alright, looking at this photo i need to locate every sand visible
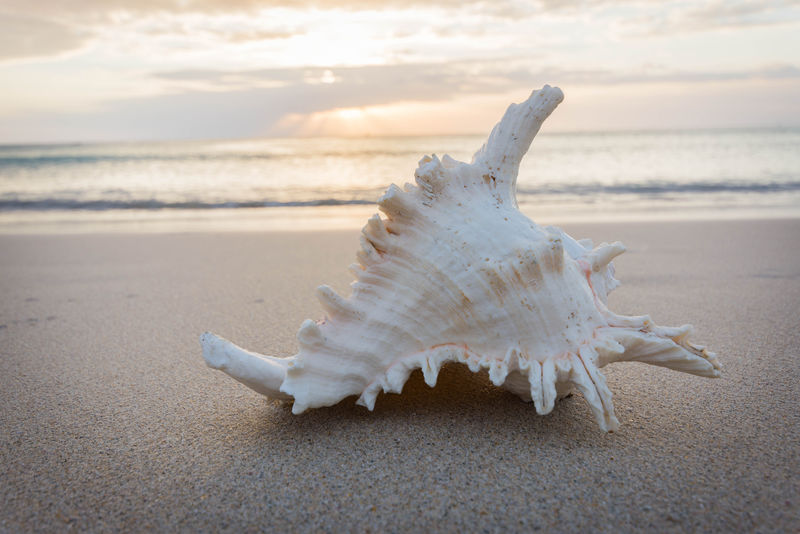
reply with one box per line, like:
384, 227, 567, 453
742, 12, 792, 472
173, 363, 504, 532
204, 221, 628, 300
1, 219, 798, 532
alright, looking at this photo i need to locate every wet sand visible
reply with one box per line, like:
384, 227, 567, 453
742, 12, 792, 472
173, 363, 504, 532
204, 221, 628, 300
1, 219, 798, 532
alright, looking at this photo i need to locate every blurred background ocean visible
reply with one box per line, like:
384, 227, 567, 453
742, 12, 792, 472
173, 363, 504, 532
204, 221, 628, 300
1, 128, 798, 232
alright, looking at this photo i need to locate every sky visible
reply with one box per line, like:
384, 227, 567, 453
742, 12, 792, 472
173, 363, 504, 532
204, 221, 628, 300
0, 0, 799, 142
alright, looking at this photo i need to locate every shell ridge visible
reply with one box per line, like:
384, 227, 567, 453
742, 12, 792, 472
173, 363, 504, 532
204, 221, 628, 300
598, 325, 721, 376
370, 253, 476, 340
364, 234, 502, 342
378, 184, 419, 221
573, 347, 619, 432
528, 359, 545, 413
540, 358, 558, 413
316, 285, 362, 321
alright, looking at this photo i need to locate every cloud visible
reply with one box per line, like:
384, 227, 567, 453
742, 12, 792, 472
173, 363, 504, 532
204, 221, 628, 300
152, 61, 800, 95
0, 14, 89, 61
11, 0, 795, 65
624, 0, 800, 35
2, 0, 531, 19
0, 0, 531, 62
47, 59, 782, 138
529, 64, 800, 85
224, 29, 299, 42
0, 60, 515, 141
150, 61, 522, 103
1, 0, 797, 140
681, 0, 800, 30
6, 66, 799, 142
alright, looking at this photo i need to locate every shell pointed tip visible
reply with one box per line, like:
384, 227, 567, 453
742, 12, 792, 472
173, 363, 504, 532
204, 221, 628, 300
297, 319, 325, 347
604, 415, 620, 433
535, 84, 563, 102
200, 331, 228, 370
422, 366, 440, 388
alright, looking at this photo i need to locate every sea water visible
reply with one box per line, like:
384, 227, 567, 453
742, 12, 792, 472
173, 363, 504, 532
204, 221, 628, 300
1, 129, 798, 232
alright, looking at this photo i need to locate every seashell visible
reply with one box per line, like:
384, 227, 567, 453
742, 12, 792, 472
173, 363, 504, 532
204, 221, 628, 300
201, 85, 721, 432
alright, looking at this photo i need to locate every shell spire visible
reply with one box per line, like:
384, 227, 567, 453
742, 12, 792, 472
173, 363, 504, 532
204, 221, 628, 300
201, 85, 720, 432
471, 85, 564, 203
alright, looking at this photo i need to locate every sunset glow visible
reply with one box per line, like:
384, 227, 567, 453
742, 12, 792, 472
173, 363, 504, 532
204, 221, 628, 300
1, 1, 799, 142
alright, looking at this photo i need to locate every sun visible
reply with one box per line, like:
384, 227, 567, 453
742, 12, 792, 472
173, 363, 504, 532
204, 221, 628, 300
335, 108, 364, 121
274, 106, 377, 137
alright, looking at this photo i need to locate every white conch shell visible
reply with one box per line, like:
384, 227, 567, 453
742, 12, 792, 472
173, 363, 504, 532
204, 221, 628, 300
201, 85, 721, 432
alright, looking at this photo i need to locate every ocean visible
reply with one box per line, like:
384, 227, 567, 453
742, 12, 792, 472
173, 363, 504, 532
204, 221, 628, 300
1, 129, 798, 232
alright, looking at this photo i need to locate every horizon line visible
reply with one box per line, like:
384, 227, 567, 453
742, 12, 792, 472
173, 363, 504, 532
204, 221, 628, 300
2, 124, 799, 148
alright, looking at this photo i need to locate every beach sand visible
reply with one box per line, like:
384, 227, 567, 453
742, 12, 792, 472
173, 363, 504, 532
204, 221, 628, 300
1, 219, 798, 532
